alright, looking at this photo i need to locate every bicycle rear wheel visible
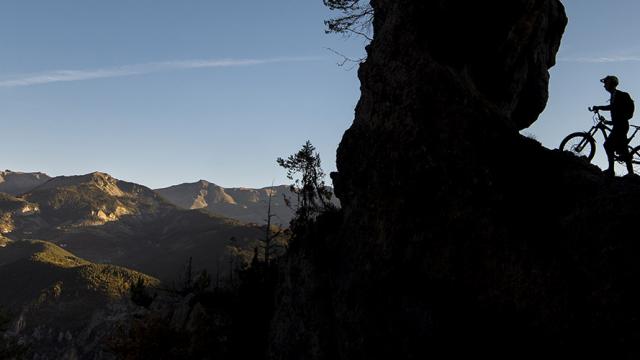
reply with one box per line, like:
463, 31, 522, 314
559, 132, 596, 161
630, 146, 640, 174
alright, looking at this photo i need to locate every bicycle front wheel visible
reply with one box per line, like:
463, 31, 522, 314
559, 132, 596, 161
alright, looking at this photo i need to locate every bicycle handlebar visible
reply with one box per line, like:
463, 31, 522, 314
587, 107, 607, 124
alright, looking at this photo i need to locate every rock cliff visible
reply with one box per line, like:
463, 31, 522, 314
271, 1, 640, 359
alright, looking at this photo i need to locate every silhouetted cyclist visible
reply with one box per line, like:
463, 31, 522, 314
592, 75, 635, 176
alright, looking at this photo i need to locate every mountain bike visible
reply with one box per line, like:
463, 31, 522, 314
559, 108, 640, 173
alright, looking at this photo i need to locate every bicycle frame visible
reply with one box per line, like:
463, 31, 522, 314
585, 112, 640, 149
585, 118, 610, 143
569, 111, 640, 161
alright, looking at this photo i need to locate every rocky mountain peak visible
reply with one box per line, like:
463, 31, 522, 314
30, 172, 125, 198
197, 179, 211, 187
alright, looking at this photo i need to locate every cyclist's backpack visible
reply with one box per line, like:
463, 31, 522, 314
619, 91, 635, 120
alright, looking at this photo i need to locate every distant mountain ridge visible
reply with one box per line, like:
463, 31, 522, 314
1, 170, 299, 225
0, 170, 50, 195
0, 170, 339, 226
156, 180, 296, 225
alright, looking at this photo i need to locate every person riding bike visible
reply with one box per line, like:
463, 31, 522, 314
591, 75, 635, 176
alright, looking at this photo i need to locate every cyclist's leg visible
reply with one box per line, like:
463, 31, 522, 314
622, 146, 634, 174
603, 136, 616, 173
608, 128, 633, 174
619, 135, 635, 174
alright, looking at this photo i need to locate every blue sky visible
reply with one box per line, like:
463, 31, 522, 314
530, 0, 640, 174
1, 1, 639, 188
0, 0, 367, 188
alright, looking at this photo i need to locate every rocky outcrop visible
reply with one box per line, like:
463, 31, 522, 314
270, 1, 640, 359
0, 193, 40, 235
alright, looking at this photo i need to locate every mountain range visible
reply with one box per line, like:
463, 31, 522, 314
0, 171, 266, 281
0, 170, 303, 226
0, 169, 297, 358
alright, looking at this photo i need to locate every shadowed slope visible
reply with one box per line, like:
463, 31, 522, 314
0, 239, 159, 358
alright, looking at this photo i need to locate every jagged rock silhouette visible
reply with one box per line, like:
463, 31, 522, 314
270, 1, 640, 359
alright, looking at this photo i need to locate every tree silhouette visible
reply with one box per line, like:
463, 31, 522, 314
277, 141, 334, 224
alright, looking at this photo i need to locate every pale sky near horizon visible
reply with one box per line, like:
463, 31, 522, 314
1, 1, 638, 188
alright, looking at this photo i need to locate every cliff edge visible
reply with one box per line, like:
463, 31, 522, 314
271, 1, 640, 359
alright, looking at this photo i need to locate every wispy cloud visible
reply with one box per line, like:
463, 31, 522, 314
558, 55, 640, 63
0, 56, 321, 88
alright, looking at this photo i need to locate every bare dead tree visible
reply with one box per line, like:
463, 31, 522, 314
262, 183, 283, 265
325, 47, 365, 70
323, 0, 373, 68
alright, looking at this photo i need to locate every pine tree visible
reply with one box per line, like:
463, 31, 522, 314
277, 140, 334, 223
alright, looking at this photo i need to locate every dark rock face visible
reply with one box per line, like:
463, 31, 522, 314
271, 1, 640, 359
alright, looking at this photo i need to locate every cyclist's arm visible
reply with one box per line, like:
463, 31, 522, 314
594, 105, 612, 111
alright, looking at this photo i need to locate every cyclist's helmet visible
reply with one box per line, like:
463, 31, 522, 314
600, 75, 619, 86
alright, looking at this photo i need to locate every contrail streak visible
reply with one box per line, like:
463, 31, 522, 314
558, 55, 640, 63
0, 56, 321, 88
